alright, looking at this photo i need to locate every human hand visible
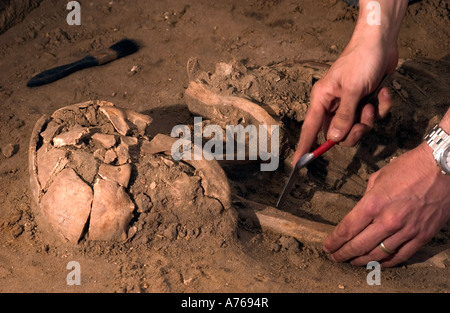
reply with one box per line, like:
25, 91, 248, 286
292, 35, 396, 165
292, 0, 412, 165
322, 142, 450, 267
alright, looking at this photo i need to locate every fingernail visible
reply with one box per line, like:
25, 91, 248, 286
329, 128, 342, 140
365, 106, 375, 118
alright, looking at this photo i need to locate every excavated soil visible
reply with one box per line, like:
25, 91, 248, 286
0, 0, 449, 294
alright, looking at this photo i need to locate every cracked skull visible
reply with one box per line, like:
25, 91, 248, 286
29, 100, 234, 243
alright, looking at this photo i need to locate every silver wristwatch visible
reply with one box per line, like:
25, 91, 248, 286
424, 124, 450, 175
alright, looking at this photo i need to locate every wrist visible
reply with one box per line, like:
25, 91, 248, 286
423, 108, 450, 176
438, 108, 450, 134
352, 0, 408, 47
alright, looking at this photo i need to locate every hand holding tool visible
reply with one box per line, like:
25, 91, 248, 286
276, 139, 335, 208
275, 74, 391, 209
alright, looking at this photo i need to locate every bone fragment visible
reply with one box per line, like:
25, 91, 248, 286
235, 196, 333, 245
89, 179, 135, 241
40, 168, 93, 243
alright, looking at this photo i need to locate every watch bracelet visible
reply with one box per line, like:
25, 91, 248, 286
424, 124, 450, 151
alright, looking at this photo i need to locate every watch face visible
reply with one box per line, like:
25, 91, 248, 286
440, 145, 450, 174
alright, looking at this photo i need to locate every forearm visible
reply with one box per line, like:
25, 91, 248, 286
351, 0, 409, 45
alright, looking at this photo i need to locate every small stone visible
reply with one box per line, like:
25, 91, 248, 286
92, 133, 117, 149
127, 225, 138, 240
134, 193, 152, 213
163, 223, 178, 241
338, 284, 345, 290
329, 44, 338, 53
149, 181, 157, 190
2, 143, 15, 158
52, 127, 90, 147
98, 163, 132, 188
392, 80, 402, 90
162, 157, 174, 167
270, 242, 281, 252
279, 236, 301, 252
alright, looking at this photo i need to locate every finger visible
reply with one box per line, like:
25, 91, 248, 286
381, 238, 423, 267
322, 197, 375, 254
327, 89, 362, 142
292, 84, 335, 165
292, 104, 325, 166
321, 103, 336, 137
339, 103, 375, 147
349, 229, 414, 266
329, 221, 393, 263
376, 87, 392, 119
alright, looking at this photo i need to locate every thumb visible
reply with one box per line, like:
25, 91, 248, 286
327, 91, 361, 142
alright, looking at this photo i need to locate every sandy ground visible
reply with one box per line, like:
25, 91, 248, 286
0, 0, 449, 294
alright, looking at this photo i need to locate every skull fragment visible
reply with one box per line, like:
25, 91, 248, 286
29, 100, 232, 243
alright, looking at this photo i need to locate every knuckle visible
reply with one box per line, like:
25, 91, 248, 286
335, 111, 353, 122
347, 240, 367, 256
362, 195, 381, 217
367, 173, 378, 185
403, 225, 418, 239
382, 214, 403, 233
334, 224, 354, 242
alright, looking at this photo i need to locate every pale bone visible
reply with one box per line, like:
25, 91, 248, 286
99, 106, 130, 136
120, 136, 138, 148
185, 81, 280, 135
28, 101, 153, 243
185, 81, 282, 163
98, 163, 132, 188
89, 179, 135, 241
52, 127, 90, 147
40, 168, 93, 243
36, 143, 69, 192
235, 196, 450, 266
141, 133, 231, 210
40, 121, 63, 144
115, 143, 130, 165
234, 196, 333, 245
29, 115, 51, 201
91, 133, 117, 149
103, 149, 117, 164
125, 109, 153, 134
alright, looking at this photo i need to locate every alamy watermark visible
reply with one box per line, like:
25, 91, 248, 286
170, 117, 280, 171
366, 261, 381, 285
366, 1, 381, 26
66, 261, 81, 285
66, 1, 81, 26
